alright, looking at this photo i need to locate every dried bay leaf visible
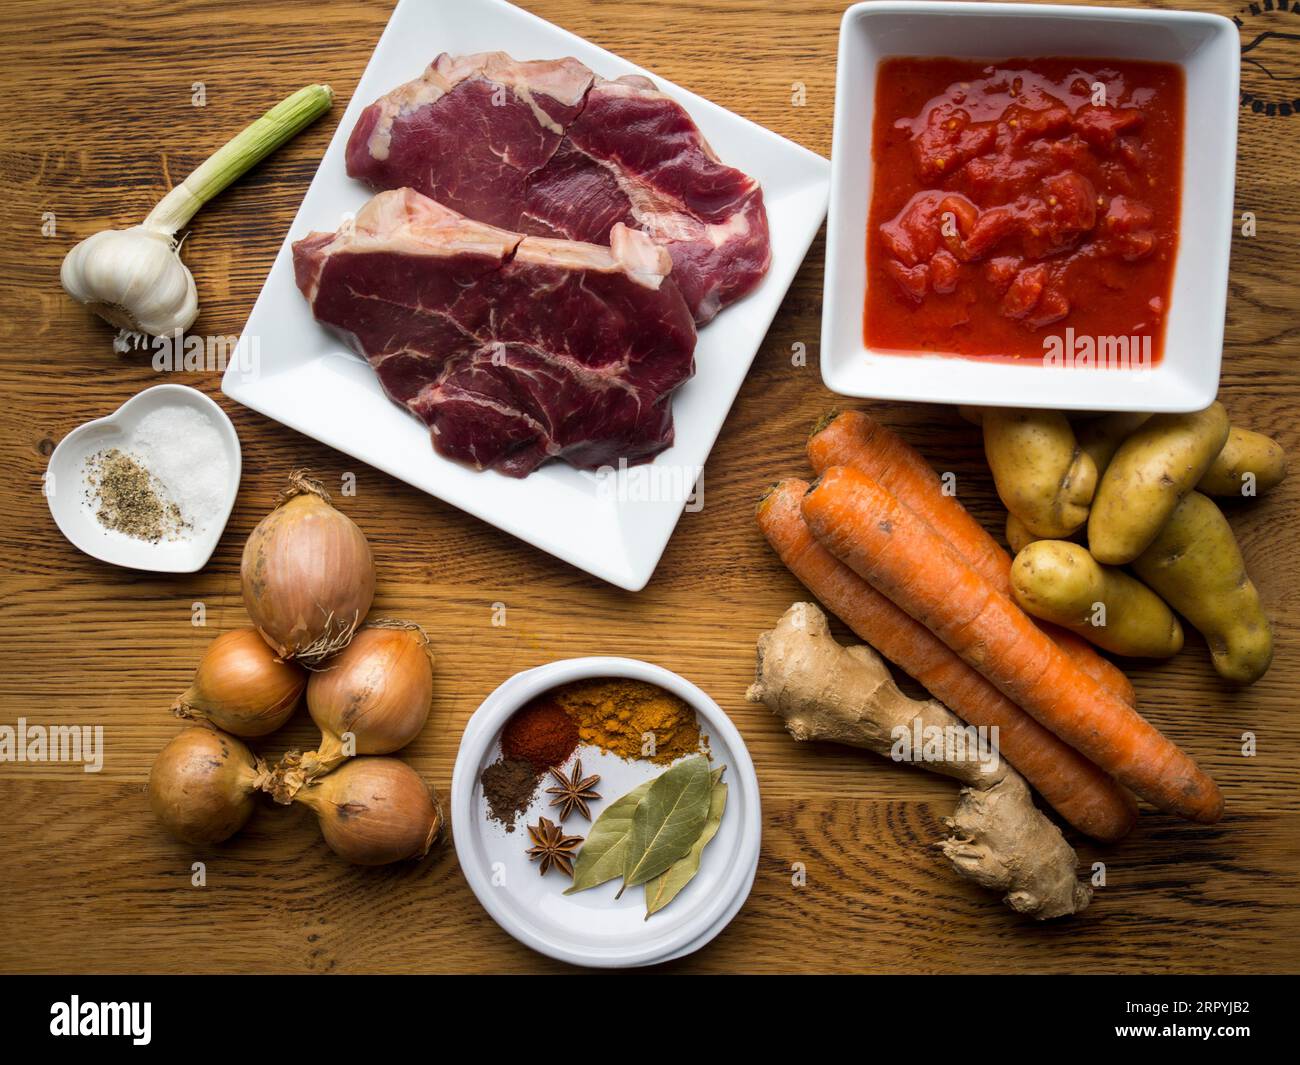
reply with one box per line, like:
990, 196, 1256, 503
620, 754, 712, 893
645, 768, 727, 918
564, 777, 654, 894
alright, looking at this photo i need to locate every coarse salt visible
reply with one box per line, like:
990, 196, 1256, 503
84, 404, 231, 540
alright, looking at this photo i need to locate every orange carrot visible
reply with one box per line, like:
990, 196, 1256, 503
808, 409, 1137, 707
808, 410, 1007, 581
802, 466, 1223, 824
758, 479, 1137, 842
1043, 625, 1134, 702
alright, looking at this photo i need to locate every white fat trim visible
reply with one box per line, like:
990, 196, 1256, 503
607, 224, 672, 289
348, 189, 524, 260
600, 152, 757, 249
512, 227, 671, 290
513, 83, 566, 136
306, 193, 671, 293
366, 67, 455, 161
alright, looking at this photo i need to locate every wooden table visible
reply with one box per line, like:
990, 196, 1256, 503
1, 0, 1296, 975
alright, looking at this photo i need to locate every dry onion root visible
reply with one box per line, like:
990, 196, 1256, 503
293, 757, 444, 866
172, 626, 306, 737
241, 471, 376, 664
268, 621, 433, 803
149, 727, 269, 845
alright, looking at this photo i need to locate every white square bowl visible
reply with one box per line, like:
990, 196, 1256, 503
821, 1, 1240, 411
223, 0, 829, 592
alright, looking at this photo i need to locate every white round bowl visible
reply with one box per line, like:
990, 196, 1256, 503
451, 657, 761, 968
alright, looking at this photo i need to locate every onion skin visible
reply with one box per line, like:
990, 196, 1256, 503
149, 728, 267, 845
241, 474, 375, 664
172, 627, 306, 737
295, 757, 443, 866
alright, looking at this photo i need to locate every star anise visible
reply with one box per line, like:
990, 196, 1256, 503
525, 816, 584, 877
545, 759, 602, 821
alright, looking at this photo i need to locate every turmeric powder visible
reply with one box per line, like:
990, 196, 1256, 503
552, 678, 704, 764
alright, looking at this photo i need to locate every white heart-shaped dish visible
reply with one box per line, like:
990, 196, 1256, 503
45, 384, 242, 573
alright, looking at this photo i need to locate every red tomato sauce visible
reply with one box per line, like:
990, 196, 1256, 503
864, 57, 1184, 364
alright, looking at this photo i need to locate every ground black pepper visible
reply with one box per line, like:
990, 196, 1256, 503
83, 447, 186, 542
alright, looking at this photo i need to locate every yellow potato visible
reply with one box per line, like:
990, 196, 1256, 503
1010, 540, 1183, 658
1004, 512, 1039, 554
1197, 427, 1286, 498
1076, 412, 1152, 475
1132, 492, 1272, 684
1088, 402, 1230, 564
983, 409, 1097, 539
1005, 512, 1087, 554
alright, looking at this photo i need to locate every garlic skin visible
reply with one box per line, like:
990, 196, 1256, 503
60, 225, 198, 340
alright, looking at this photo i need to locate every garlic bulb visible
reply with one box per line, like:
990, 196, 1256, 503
61, 226, 199, 341
61, 84, 332, 347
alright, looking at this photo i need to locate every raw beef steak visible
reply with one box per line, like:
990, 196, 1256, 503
345, 52, 771, 324
293, 188, 697, 478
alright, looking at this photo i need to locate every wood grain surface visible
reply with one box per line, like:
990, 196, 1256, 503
1, 0, 1297, 974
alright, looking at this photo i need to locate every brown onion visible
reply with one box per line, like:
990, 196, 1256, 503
241, 471, 375, 664
149, 727, 268, 845
172, 626, 306, 737
294, 757, 443, 865
267, 623, 433, 803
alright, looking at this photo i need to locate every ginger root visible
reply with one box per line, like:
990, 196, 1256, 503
747, 603, 1092, 920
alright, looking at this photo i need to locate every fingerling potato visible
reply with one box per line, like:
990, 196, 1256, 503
984, 409, 1097, 539
1005, 512, 1039, 554
1132, 491, 1273, 684
1005, 512, 1088, 554
1076, 411, 1152, 476
1010, 540, 1183, 658
1197, 427, 1286, 498
1088, 402, 1230, 564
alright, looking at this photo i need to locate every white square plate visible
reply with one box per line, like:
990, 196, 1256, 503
223, 0, 829, 590
821, 1, 1239, 412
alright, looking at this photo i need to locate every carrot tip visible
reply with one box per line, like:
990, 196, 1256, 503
810, 409, 842, 439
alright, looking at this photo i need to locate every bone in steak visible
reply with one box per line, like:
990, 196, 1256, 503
292, 188, 697, 478
345, 52, 771, 324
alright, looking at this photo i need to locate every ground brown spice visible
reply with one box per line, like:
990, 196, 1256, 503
553, 678, 704, 764
481, 757, 542, 832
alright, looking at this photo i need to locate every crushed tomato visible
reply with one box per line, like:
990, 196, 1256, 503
864, 57, 1184, 363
